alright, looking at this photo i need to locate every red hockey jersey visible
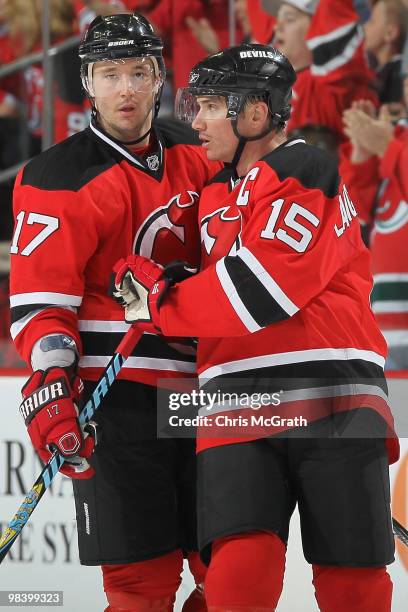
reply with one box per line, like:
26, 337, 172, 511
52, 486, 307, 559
340, 125, 408, 351
10, 119, 222, 386
159, 138, 398, 461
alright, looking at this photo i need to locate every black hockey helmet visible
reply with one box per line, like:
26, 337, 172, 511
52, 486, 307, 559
79, 13, 164, 72
175, 43, 296, 128
79, 13, 165, 112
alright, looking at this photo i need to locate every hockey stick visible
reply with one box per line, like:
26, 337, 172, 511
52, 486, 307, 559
393, 518, 408, 548
0, 325, 142, 563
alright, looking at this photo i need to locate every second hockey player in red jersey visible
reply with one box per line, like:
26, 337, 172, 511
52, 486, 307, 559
10, 13, 223, 612
114, 44, 399, 611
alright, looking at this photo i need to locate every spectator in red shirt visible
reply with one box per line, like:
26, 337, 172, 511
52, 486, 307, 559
185, 0, 253, 54
274, 0, 314, 71
342, 81, 408, 370
148, 0, 243, 93
273, 0, 378, 139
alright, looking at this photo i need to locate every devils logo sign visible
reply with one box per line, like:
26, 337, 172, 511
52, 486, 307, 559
133, 191, 200, 266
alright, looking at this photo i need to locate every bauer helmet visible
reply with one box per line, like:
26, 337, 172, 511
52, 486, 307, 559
175, 43, 296, 130
79, 13, 165, 113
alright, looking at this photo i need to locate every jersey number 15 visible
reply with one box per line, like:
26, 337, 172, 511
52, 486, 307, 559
260, 199, 320, 253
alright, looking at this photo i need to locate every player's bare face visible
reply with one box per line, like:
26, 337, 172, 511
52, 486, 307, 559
92, 58, 157, 141
192, 96, 239, 162
274, 4, 311, 70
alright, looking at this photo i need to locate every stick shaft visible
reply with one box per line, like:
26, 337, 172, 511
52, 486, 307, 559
0, 326, 141, 563
393, 518, 408, 548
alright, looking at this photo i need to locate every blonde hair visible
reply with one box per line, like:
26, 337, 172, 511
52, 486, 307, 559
5, 0, 74, 56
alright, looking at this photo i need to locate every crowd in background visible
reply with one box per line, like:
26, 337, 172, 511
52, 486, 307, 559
0, 0, 407, 370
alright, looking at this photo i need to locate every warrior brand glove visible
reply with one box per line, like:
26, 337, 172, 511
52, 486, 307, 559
112, 255, 197, 333
20, 367, 96, 479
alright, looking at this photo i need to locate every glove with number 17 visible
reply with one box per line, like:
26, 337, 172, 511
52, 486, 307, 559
112, 255, 196, 333
20, 367, 96, 479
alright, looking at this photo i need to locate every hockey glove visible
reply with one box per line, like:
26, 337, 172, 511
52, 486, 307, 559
20, 367, 96, 479
112, 255, 196, 333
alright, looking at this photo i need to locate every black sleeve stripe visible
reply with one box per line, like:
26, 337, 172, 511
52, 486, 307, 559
222, 255, 291, 328
80, 331, 196, 363
10, 304, 77, 341
10, 303, 52, 325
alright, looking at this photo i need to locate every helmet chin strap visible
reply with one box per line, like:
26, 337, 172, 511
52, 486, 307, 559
229, 131, 247, 178
229, 114, 277, 177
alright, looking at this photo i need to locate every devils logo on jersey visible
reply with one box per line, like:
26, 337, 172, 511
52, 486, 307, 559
201, 205, 242, 261
133, 190, 201, 266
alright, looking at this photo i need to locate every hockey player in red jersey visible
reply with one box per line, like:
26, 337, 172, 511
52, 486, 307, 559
113, 44, 399, 611
10, 13, 222, 612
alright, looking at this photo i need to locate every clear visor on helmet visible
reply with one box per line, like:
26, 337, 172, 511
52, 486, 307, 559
83, 57, 164, 99
175, 88, 243, 124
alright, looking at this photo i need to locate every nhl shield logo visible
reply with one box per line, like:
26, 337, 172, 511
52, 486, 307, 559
146, 155, 160, 171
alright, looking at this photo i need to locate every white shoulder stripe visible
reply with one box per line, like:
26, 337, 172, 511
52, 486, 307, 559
238, 247, 299, 316
216, 258, 261, 333
10, 292, 82, 308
